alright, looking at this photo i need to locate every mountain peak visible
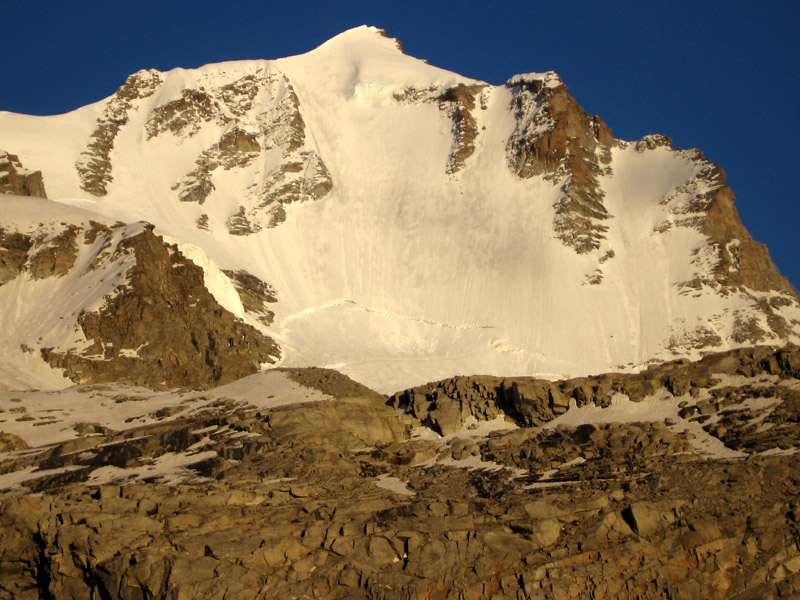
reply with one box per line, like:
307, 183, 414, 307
278, 26, 481, 95
1, 30, 799, 393
313, 25, 403, 54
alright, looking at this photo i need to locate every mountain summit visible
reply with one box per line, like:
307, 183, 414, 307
0, 26, 798, 392
2, 28, 800, 599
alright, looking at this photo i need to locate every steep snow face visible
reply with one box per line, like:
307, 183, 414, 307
1, 26, 798, 393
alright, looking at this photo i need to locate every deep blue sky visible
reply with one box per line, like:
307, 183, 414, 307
2, 1, 798, 288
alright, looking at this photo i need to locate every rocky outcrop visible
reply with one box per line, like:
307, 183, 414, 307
0, 229, 33, 285
27, 226, 80, 279
1, 347, 800, 599
0, 151, 47, 198
391, 344, 800, 430
389, 375, 506, 435
438, 84, 487, 174
172, 127, 262, 205
76, 70, 162, 196
246, 149, 332, 231
0, 432, 28, 452
0, 224, 85, 285
146, 88, 226, 139
152, 68, 333, 233
2, 208, 280, 389
506, 73, 615, 255
278, 366, 388, 402
223, 268, 278, 324
41, 225, 279, 388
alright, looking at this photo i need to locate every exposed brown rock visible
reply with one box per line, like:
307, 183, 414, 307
697, 159, 796, 295
0, 225, 85, 285
76, 70, 162, 196
0, 229, 33, 285
505, 74, 615, 254
219, 73, 262, 117
173, 127, 261, 205
252, 150, 333, 229
41, 225, 279, 388
225, 206, 255, 236
391, 344, 800, 430
0, 151, 47, 198
145, 88, 224, 139
28, 226, 79, 280
0, 432, 28, 452
635, 133, 673, 151
389, 375, 506, 435
278, 367, 389, 403
2, 348, 800, 599
438, 84, 487, 174
222, 268, 277, 324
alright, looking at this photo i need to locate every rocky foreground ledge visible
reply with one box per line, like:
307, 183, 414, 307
1, 348, 800, 599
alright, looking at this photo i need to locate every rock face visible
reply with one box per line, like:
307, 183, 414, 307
505, 72, 614, 255
42, 226, 279, 387
0, 151, 46, 198
391, 344, 800, 433
0, 198, 279, 389
1, 348, 800, 599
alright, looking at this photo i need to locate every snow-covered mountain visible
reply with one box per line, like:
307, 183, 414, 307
1, 25, 798, 393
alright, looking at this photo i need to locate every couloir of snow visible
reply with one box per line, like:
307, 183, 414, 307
1, 25, 799, 393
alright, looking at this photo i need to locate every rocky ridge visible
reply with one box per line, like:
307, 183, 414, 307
0, 200, 279, 390
75, 70, 162, 196
1, 347, 799, 598
505, 72, 614, 256
41, 225, 279, 388
389, 344, 800, 436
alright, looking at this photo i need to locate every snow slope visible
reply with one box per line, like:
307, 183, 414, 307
1, 26, 798, 393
